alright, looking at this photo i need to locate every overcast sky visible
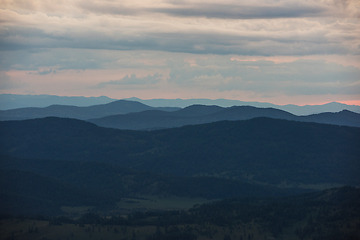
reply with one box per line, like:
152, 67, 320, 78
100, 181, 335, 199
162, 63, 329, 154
0, 0, 359, 105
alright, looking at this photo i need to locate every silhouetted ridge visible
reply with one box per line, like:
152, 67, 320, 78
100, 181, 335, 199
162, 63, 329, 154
172, 105, 224, 117
89, 105, 360, 130
212, 106, 297, 120
0, 99, 179, 121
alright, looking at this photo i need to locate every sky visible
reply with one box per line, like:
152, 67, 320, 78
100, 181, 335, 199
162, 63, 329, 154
0, 0, 359, 106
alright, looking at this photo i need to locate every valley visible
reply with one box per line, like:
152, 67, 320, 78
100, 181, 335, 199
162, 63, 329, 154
0, 97, 359, 240
1, 187, 359, 240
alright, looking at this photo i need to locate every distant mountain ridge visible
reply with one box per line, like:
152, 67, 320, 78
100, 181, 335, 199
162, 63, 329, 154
89, 105, 360, 130
125, 97, 360, 115
0, 94, 115, 110
0, 99, 179, 121
1, 97, 359, 129
1, 94, 359, 115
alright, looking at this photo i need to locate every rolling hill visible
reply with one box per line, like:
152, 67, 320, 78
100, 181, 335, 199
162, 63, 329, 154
0, 155, 305, 214
1, 117, 359, 187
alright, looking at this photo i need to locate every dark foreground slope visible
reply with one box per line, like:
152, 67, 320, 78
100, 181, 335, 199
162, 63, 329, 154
1, 117, 359, 186
0, 155, 306, 216
1, 186, 359, 240
0, 169, 110, 216
89, 105, 360, 130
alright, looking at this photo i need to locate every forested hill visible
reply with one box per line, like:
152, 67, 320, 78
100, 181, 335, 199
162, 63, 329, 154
1, 154, 308, 216
1, 117, 359, 187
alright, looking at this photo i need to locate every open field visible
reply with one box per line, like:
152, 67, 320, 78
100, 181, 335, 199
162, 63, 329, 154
2, 186, 360, 240
116, 196, 213, 211
59, 196, 213, 217
2, 216, 359, 240
0, 218, 275, 240
0, 218, 157, 240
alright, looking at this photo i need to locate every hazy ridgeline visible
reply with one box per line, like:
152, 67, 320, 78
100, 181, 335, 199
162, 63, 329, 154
1, 97, 360, 129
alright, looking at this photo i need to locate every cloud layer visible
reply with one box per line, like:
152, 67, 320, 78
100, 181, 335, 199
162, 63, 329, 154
0, 0, 359, 104
1, 0, 359, 56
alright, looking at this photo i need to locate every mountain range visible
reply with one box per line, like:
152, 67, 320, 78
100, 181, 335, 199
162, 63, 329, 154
0, 100, 179, 121
125, 97, 360, 115
1, 98, 360, 129
1, 94, 359, 223
2, 94, 360, 115
0, 94, 115, 110
89, 104, 360, 130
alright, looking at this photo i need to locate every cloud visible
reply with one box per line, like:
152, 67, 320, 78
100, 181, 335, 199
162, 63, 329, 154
0, 0, 359, 101
0, 48, 109, 71
28, 69, 56, 75
94, 73, 163, 89
73, 0, 356, 19
166, 57, 360, 96
0, 1, 359, 57
0, 71, 26, 89
77, 1, 141, 16
151, 3, 326, 19
0, 23, 358, 57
